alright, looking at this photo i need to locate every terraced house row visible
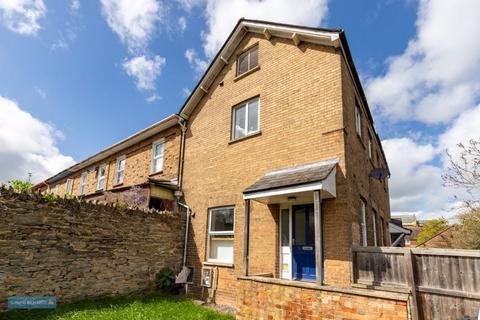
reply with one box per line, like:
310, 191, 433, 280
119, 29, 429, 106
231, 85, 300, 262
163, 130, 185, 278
34, 19, 392, 307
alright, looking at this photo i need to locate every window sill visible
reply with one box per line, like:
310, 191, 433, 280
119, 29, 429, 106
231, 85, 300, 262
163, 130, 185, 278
203, 261, 234, 268
234, 65, 260, 82
113, 183, 123, 188
149, 171, 163, 177
229, 131, 262, 145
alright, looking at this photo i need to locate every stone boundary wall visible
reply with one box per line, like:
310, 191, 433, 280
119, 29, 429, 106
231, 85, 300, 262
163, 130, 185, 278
236, 276, 410, 320
0, 188, 184, 309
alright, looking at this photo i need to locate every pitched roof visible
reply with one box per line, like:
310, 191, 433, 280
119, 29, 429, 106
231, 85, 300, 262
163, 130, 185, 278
178, 18, 389, 174
38, 114, 180, 186
391, 214, 417, 225
244, 158, 338, 194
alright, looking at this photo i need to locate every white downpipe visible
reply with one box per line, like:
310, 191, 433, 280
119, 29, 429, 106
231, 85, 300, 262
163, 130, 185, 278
178, 202, 190, 267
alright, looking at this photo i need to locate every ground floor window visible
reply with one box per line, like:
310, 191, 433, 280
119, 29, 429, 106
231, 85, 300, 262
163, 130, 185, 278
207, 206, 235, 263
360, 199, 367, 246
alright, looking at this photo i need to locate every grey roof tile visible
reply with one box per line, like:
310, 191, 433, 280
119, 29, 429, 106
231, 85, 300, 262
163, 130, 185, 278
244, 158, 338, 194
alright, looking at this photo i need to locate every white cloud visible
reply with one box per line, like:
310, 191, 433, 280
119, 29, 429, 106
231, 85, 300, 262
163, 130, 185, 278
178, 16, 187, 32
34, 86, 46, 99
384, 104, 480, 219
50, 36, 68, 51
70, 0, 80, 13
366, 0, 480, 124
0, 96, 75, 184
0, 0, 46, 36
122, 55, 166, 91
146, 93, 161, 103
185, 48, 208, 76
100, 0, 163, 54
200, 0, 329, 58
177, 0, 203, 12
182, 87, 191, 97
383, 137, 452, 219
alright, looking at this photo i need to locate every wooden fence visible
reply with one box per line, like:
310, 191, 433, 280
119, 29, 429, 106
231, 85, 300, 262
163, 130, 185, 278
351, 246, 480, 320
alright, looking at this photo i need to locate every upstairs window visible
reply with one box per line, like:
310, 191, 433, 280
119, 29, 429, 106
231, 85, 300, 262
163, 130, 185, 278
115, 156, 126, 185
207, 207, 235, 263
66, 179, 73, 195
79, 173, 87, 196
237, 45, 258, 76
355, 102, 362, 138
151, 140, 164, 173
232, 97, 260, 140
96, 165, 106, 191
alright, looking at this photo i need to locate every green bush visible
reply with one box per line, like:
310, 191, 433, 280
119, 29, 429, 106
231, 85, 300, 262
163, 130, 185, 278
155, 267, 177, 293
42, 192, 58, 204
9, 179, 33, 193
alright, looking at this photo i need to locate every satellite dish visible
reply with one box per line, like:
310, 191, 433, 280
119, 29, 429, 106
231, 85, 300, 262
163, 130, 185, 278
369, 168, 390, 180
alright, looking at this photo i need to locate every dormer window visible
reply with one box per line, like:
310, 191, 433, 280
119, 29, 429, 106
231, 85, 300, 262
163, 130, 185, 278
237, 45, 258, 76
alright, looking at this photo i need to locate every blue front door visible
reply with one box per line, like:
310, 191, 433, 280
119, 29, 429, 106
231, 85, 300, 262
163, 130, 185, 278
292, 204, 316, 281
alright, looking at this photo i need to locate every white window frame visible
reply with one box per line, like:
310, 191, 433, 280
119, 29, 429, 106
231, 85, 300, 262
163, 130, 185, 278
355, 104, 362, 137
96, 165, 107, 191
66, 178, 73, 195
207, 206, 235, 264
232, 97, 260, 140
54, 184, 59, 195
79, 172, 87, 196
360, 199, 367, 246
151, 139, 165, 174
115, 156, 126, 185
372, 210, 377, 247
236, 45, 258, 76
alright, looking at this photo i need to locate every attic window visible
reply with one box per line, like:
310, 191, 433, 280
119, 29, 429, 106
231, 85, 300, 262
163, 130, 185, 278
236, 45, 258, 76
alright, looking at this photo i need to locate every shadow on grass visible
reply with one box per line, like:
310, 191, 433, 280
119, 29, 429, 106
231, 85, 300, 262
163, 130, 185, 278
0, 293, 234, 320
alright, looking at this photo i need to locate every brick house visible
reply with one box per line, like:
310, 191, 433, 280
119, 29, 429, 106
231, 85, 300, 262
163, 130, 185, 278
34, 19, 395, 315
34, 115, 182, 211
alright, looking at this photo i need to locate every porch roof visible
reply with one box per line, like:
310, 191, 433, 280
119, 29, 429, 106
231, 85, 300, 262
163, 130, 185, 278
243, 158, 338, 202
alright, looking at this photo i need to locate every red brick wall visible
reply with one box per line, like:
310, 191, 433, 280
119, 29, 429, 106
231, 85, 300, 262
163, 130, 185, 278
236, 277, 409, 320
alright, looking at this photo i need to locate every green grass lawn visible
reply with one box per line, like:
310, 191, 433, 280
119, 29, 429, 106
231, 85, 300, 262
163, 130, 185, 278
0, 294, 234, 320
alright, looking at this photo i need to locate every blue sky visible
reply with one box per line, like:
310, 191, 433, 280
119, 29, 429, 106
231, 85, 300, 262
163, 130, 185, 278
1, 0, 480, 219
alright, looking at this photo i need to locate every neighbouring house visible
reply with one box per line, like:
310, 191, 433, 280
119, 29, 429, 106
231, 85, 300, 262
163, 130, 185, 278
33, 115, 182, 211
34, 19, 393, 311
415, 225, 456, 248
390, 214, 425, 246
389, 219, 412, 247
391, 214, 419, 228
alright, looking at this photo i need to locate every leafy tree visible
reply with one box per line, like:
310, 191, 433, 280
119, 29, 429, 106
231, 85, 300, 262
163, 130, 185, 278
416, 218, 449, 245
8, 179, 33, 193
442, 139, 480, 249
452, 209, 480, 249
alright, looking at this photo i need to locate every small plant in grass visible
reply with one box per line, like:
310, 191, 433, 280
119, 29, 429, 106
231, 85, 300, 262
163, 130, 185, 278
155, 267, 177, 293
